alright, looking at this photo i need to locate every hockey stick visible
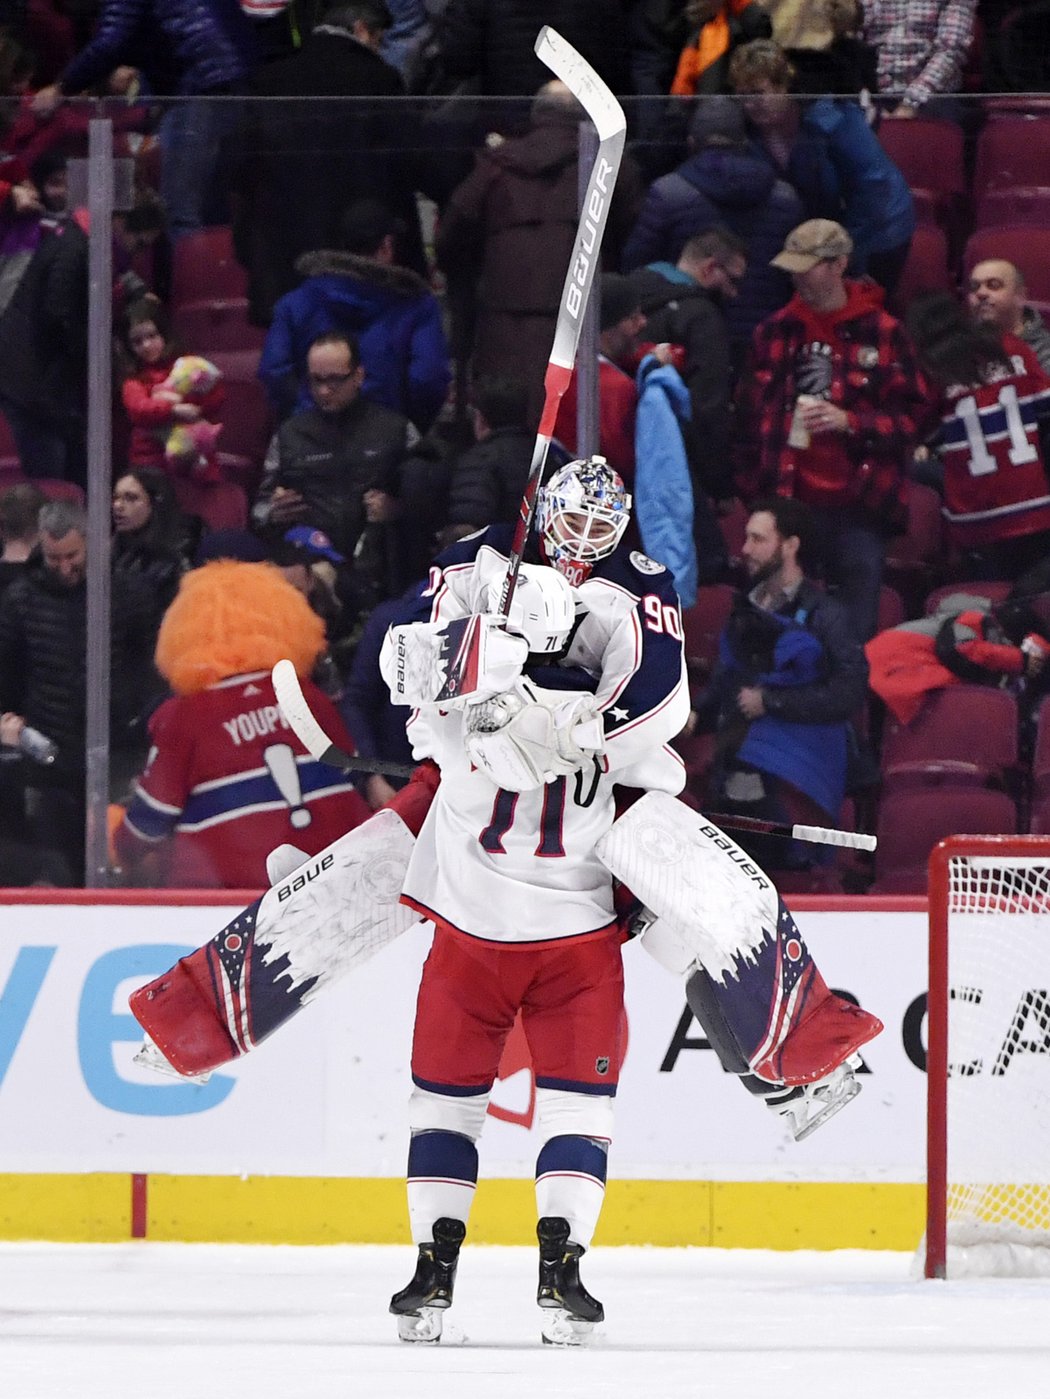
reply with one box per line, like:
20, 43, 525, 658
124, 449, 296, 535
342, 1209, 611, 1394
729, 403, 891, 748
271, 661, 414, 778
272, 660, 876, 849
434, 27, 627, 704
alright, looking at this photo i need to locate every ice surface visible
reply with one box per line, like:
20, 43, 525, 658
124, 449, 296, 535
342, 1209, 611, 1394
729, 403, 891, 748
1, 1242, 1048, 1399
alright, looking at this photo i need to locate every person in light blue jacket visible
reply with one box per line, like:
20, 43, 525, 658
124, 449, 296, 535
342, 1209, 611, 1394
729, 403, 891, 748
633, 350, 698, 608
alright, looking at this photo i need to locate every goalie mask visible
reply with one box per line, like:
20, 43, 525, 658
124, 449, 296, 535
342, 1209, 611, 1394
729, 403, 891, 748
485, 563, 576, 655
537, 456, 632, 581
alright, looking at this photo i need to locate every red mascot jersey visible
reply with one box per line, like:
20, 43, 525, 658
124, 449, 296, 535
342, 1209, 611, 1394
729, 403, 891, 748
115, 670, 370, 887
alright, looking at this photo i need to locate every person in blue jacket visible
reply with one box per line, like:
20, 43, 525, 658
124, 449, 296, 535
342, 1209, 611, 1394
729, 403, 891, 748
258, 196, 451, 432
729, 38, 914, 296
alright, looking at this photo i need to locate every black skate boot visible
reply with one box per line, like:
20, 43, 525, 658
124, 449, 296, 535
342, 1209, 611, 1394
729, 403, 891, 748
389, 1216, 466, 1343
536, 1216, 604, 1346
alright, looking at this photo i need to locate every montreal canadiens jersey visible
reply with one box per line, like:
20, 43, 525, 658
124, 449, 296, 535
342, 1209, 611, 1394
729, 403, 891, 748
117, 670, 371, 887
934, 348, 1050, 546
399, 528, 690, 943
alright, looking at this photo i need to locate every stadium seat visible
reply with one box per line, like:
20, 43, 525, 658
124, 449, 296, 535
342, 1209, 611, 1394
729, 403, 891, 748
171, 299, 267, 355
716, 498, 747, 569
884, 483, 945, 615
963, 228, 1050, 303
923, 580, 1012, 614
171, 226, 248, 308
876, 583, 905, 632
974, 185, 1050, 229
894, 224, 953, 306
879, 684, 1019, 791
682, 584, 735, 696
173, 478, 248, 532
871, 785, 1018, 893
877, 118, 967, 236
973, 116, 1050, 201
1030, 696, 1050, 800
215, 378, 274, 488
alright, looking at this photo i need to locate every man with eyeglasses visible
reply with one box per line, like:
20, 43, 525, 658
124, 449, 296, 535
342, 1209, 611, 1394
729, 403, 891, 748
253, 331, 421, 614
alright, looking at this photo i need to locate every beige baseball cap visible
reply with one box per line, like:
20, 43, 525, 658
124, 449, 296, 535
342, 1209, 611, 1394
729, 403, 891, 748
770, 219, 854, 273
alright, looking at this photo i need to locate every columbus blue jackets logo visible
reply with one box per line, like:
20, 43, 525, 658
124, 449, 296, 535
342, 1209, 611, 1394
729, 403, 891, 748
630, 551, 665, 575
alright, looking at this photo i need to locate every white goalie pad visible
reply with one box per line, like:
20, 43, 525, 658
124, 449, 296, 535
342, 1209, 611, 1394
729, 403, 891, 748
596, 792, 780, 983
253, 808, 420, 998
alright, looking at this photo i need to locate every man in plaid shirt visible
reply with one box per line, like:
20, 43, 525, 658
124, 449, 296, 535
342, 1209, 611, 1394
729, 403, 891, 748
862, 0, 977, 116
733, 219, 928, 642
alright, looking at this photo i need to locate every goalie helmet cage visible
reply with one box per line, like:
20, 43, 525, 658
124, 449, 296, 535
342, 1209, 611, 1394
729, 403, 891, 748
925, 835, 1050, 1279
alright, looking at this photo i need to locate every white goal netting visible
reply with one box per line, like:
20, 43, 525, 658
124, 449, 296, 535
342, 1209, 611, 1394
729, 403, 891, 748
935, 849, 1050, 1277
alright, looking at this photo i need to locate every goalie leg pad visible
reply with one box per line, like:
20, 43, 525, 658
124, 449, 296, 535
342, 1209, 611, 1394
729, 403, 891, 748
130, 809, 420, 1076
597, 792, 883, 1085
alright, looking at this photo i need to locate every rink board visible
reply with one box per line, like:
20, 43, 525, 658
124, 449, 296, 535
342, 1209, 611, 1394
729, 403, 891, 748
0, 892, 930, 1248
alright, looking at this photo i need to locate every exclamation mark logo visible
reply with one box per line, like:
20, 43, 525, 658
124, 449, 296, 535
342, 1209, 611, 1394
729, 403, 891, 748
263, 743, 312, 830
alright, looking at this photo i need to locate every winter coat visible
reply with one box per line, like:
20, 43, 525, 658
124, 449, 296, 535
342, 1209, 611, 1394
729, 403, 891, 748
1022, 306, 1050, 376
628, 263, 735, 501
734, 277, 929, 534
670, 0, 772, 96
258, 250, 450, 431
707, 580, 868, 817
0, 214, 86, 424
437, 0, 630, 97
802, 99, 915, 265
57, 0, 256, 96
232, 26, 421, 325
252, 396, 415, 561
634, 353, 697, 607
444, 425, 534, 531
622, 143, 803, 348
121, 358, 227, 472
436, 109, 641, 404
0, 555, 157, 772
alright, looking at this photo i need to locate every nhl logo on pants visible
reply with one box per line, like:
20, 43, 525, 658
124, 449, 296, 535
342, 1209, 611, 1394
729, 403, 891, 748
595, 1056, 610, 1076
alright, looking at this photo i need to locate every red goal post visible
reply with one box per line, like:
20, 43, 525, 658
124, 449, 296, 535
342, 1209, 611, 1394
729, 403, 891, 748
926, 835, 1050, 1278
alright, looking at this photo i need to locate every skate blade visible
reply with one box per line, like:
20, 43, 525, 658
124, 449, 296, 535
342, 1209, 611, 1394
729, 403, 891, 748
792, 1075, 862, 1142
132, 1037, 212, 1085
540, 1308, 598, 1347
396, 1307, 444, 1343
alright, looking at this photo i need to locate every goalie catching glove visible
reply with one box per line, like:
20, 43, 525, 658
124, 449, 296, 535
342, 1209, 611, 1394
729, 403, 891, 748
464, 679, 605, 791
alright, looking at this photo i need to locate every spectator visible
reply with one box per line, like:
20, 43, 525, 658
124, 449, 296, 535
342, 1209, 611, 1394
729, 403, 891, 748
967, 259, 1050, 376
435, 79, 642, 425
629, 218, 743, 503
729, 38, 915, 296
696, 495, 868, 873
553, 273, 646, 487
111, 467, 187, 632
118, 296, 227, 478
622, 96, 803, 354
0, 208, 86, 482
252, 331, 420, 615
734, 219, 928, 642
861, 0, 977, 119
439, 374, 535, 547
258, 196, 451, 432
0, 480, 45, 602
30, 0, 258, 239
907, 291, 1050, 582
233, 0, 425, 326
670, 0, 773, 95
435, 0, 630, 103
0, 500, 157, 882
783, 0, 879, 97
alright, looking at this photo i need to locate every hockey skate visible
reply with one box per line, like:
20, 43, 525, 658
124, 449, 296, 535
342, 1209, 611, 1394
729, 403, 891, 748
389, 1217, 466, 1342
536, 1216, 604, 1346
767, 1055, 862, 1142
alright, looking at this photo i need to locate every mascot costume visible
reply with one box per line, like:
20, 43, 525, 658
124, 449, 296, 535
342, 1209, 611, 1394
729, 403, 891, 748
114, 560, 371, 887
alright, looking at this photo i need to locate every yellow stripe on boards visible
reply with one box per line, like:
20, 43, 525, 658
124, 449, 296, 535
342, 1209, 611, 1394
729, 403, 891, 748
0, 1175, 926, 1251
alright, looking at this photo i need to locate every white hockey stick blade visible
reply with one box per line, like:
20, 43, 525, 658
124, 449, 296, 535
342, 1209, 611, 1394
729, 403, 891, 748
534, 26, 625, 142
273, 658, 336, 764
793, 824, 877, 852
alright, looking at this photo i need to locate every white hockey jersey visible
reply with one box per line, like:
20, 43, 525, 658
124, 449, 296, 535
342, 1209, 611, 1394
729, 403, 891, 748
399, 528, 690, 944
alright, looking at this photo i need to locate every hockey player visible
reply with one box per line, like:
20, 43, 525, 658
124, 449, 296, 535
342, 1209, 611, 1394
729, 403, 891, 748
379, 456, 881, 1344
379, 463, 691, 1345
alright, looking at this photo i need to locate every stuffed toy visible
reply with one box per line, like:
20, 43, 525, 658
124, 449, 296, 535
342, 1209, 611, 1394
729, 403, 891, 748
112, 560, 371, 887
161, 355, 224, 481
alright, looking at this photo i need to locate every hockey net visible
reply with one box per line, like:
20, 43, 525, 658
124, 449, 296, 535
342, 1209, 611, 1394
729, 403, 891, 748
925, 836, 1050, 1278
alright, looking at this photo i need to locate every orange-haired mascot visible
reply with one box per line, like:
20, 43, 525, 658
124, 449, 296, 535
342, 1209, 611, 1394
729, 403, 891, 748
114, 560, 371, 887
